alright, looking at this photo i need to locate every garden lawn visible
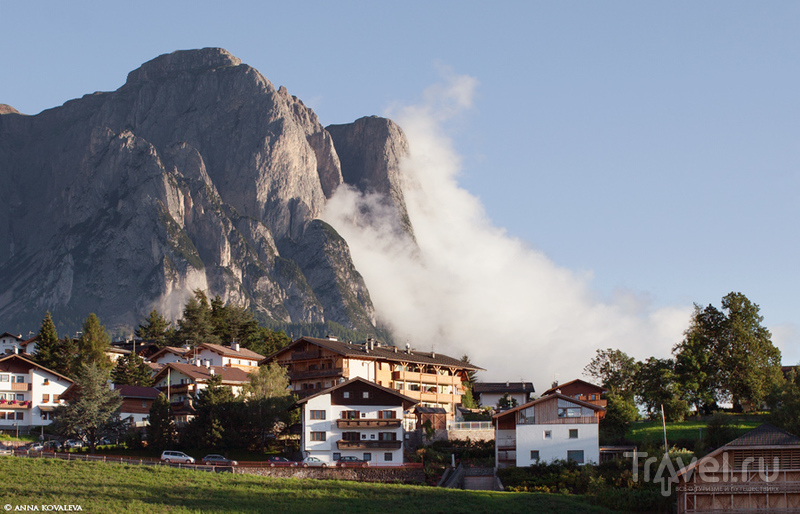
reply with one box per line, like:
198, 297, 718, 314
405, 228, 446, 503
1, 457, 616, 514
627, 416, 763, 446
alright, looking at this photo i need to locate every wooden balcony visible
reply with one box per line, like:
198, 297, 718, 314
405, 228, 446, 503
289, 350, 321, 360
337, 440, 403, 450
289, 367, 343, 381
0, 401, 32, 409
0, 383, 32, 392
399, 390, 461, 405
336, 419, 402, 429
392, 371, 461, 386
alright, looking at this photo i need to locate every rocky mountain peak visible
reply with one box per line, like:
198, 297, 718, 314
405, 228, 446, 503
125, 48, 242, 85
0, 104, 20, 115
0, 48, 413, 338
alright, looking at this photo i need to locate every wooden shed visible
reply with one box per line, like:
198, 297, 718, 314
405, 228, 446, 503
676, 424, 800, 513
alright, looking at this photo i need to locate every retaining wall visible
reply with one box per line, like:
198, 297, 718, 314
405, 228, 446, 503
236, 466, 425, 484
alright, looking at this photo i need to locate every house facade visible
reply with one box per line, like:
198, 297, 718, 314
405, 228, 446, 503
264, 336, 482, 425
296, 377, 417, 466
542, 379, 607, 418
676, 424, 800, 513
473, 381, 535, 409
113, 385, 161, 428
0, 354, 73, 432
152, 363, 250, 424
148, 343, 263, 372
493, 393, 604, 469
0, 333, 37, 356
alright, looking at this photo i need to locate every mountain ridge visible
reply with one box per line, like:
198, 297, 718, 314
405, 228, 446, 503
0, 48, 411, 337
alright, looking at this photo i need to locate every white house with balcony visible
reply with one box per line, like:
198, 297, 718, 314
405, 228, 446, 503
295, 377, 418, 467
0, 353, 73, 432
492, 392, 604, 469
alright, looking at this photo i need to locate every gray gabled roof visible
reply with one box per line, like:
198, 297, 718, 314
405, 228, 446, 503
473, 382, 535, 394
264, 336, 484, 371
727, 423, 800, 447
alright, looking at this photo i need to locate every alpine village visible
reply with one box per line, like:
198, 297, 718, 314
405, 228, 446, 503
1, 49, 797, 514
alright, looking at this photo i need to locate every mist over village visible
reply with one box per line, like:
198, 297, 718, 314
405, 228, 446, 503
2, 3, 799, 513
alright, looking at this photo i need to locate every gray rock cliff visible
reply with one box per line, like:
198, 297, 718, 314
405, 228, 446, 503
0, 48, 411, 334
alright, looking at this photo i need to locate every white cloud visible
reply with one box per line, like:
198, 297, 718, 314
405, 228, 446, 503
324, 71, 691, 384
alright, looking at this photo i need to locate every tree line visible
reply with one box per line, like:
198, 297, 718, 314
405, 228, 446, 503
28, 291, 296, 453
585, 292, 790, 441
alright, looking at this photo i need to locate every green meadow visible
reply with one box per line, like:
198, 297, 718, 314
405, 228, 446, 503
1, 457, 615, 514
626, 415, 763, 447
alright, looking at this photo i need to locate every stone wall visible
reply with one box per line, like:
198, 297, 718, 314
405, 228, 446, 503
446, 429, 494, 442
236, 466, 425, 484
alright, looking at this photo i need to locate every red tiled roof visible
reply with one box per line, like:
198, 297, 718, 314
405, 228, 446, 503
113, 385, 161, 399
153, 362, 250, 384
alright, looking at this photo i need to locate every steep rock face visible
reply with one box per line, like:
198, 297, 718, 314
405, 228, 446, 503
0, 48, 386, 333
327, 116, 414, 241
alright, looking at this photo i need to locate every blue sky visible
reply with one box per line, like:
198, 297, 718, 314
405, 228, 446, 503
2, 2, 798, 373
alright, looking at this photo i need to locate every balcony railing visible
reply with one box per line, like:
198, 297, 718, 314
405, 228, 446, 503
452, 421, 493, 431
337, 440, 403, 450
398, 390, 461, 404
391, 371, 461, 386
336, 419, 402, 429
0, 383, 32, 392
496, 438, 516, 451
289, 350, 321, 360
289, 367, 343, 381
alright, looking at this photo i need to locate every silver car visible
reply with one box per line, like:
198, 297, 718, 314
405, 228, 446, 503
298, 456, 328, 468
160, 450, 195, 464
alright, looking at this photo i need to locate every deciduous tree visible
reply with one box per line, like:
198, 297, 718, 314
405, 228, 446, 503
583, 348, 639, 401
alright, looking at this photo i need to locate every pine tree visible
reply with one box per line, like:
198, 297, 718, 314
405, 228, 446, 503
78, 313, 113, 371
34, 311, 60, 370
177, 290, 220, 347
55, 337, 80, 378
111, 352, 154, 386
147, 393, 175, 452
52, 363, 122, 453
135, 309, 171, 347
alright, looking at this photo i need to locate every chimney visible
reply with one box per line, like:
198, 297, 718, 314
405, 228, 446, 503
551, 380, 559, 389
326, 335, 338, 341
506, 381, 510, 388
393, 346, 398, 353
231, 342, 240, 352
431, 352, 436, 359
209, 368, 215, 376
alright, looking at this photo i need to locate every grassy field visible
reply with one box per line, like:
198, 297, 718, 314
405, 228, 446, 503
1, 457, 617, 514
627, 415, 764, 447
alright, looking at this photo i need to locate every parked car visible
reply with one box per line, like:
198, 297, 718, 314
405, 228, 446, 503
201, 454, 238, 466
267, 456, 297, 467
336, 456, 369, 468
160, 451, 195, 464
27, 443, 44, 452
65, 439, 83, 449
43, 440, 62, 451
298, 456, 327, 468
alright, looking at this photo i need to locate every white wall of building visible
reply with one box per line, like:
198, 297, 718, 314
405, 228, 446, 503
0, 365, 70, 428
302, 394, 406, 466
515, 423, 599, 466
347, 359, 376, 382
